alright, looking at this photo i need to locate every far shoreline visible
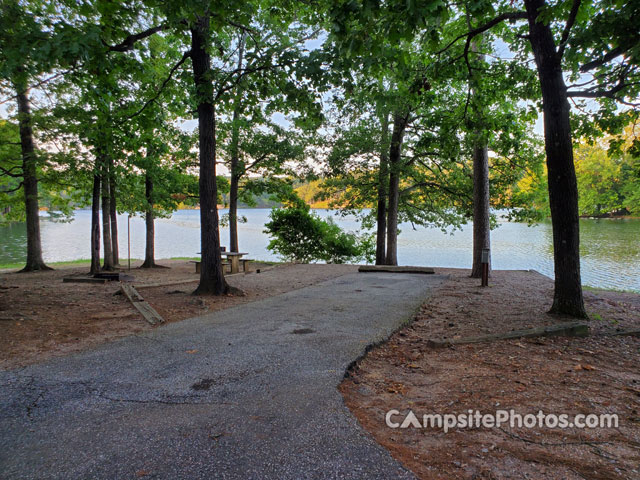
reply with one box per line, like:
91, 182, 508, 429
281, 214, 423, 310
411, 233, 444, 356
1, 260, 638, 295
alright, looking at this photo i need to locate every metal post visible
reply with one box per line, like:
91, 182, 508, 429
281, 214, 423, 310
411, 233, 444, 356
481, 248, 490, 287
127, 215, 131, 271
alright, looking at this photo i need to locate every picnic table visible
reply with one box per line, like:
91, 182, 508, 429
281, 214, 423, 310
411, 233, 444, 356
222, 251, 249, 274
193, 250, 251, 274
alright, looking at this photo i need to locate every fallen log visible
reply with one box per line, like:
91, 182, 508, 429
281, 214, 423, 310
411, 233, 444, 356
358, 265, 435, 274
426, 321, 590, 348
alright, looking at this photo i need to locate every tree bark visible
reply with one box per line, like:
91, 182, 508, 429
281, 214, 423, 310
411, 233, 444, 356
90, 173, 101, 275
140, 170, 159, 268
524, 0, 586, 318
469, 40, 491, 278
15, 87, 51, 272
191, 14, 229, 295
375, 112, 390, 265
470, 144, 491, 277
100, 157, 114, 271
228, 32, 246, 253
109, 158, 119, 266
229, 172, 240, 252
385, 111, 409, 266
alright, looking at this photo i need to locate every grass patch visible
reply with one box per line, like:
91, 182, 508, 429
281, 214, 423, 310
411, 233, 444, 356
0, 257, 283, 271
0, 258, 141, 271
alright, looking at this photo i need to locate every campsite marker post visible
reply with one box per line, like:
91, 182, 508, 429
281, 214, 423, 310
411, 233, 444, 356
481, 248, 490, 287
128, 215, 131, 271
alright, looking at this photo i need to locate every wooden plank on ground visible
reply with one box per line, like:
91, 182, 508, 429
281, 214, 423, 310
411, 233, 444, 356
426, 321, 590, 348
358, 265, 435, 274
120, 283, 164, 326
131, 301, 164, 326
135, 278, 199, 290
121, 283, 144, 302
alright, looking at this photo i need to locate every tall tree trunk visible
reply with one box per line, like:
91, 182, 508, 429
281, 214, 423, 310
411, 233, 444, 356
109, 158, 119, 266
228, 32, 246, 253
100, 157, 114, 271
90, 173, 101, 275
525, 0, 586, 318
191, 14, 229, 295
385, 111, 409, 266
469, 40, 491, 278
375, 112, 390, 265
140, 170, 166, 268
15, 87, 50, 272
470, 145, 491, 277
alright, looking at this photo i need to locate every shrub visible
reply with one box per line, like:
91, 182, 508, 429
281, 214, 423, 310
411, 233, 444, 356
264, 206, 374, 264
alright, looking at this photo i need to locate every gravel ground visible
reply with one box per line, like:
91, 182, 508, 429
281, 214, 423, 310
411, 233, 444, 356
0, 261, 357, 369
0, 270, 445, 479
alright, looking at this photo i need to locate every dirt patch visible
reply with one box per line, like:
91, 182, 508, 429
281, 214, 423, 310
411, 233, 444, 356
0, 260, 357, 369
340, 269, 640, 479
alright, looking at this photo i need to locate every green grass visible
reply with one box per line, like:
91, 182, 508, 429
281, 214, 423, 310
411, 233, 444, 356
0, 257, 283, 271
0, 258, 90, 270
0, 258, 141, 270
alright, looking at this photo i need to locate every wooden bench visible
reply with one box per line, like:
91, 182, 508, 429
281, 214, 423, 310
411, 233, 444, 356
190, 260, 231, 274
240, 259, 253, 273
240, 258, 254, 273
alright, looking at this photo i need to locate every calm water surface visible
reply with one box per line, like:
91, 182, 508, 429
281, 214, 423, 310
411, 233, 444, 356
1, 209, 638, 292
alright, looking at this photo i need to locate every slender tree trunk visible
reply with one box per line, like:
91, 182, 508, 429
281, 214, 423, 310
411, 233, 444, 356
90, 173, 101, 275
385, 111, 409, 266
525, 0, 586, 318
469, 40, 491, 278
15, 87, 51, 272
109, 158, 119, 266
140, 170, 159, 268
229, 32, 246, 253
229, 173, 240, 252
100, 157, 114, 271
191, 15, 229, 295
375, 112, 390, 265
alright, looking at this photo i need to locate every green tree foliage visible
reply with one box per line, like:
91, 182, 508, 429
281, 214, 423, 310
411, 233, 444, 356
264, 204, 374, 263
515, 130, 640, 217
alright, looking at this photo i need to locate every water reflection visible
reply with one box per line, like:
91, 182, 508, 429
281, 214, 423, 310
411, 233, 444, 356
0, 209, 638, 292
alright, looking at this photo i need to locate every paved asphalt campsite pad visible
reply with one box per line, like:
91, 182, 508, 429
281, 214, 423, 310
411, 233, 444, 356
0, 271, 445, 479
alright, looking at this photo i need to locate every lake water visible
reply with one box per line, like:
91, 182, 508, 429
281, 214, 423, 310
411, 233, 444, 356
1, 208, 638, 292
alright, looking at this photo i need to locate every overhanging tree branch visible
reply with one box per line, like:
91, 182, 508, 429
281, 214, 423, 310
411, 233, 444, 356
0, 181, 23, 193
107, 25, 167, 52
567, 81, 639, 98
244, 152, 271, 173
0, 69, 75, 106
435, 12, 528, 56
0, 165, 23, 177
580, 46, 624, 72
214, 61, 284, 100
557, 0, 581, 59
122, 50, 192, 122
